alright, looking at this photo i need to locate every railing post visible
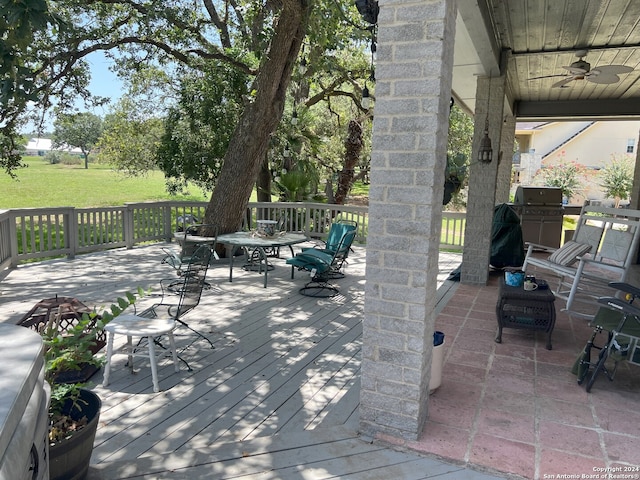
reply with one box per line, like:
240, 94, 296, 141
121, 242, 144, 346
8, 211, 19, 268
163, 205, 173, 242
124, 204, 135, 248
304, 204, 311, 238
66, 207, 77, 259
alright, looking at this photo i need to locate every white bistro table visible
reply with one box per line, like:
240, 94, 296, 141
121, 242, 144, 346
216, 231, 308, 288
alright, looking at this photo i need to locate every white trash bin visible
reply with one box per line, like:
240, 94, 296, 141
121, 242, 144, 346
429, 331, 445, 393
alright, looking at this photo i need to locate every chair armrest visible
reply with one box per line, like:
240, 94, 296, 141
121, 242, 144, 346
525, 242, 558, 253
159, 277, 186, 296
597, 296, 640, 318
577, 257, 625, 273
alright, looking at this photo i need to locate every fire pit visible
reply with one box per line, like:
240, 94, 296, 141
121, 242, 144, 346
18, 296, 105, 383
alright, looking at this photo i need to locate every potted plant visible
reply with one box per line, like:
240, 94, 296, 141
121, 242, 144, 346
42, 290, 143, 480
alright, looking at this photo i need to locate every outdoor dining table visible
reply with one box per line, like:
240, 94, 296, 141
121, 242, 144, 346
216, 231, 308, 288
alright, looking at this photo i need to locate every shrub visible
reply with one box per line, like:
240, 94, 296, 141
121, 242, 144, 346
536, 160, 589, 201
600, 156, 634, 208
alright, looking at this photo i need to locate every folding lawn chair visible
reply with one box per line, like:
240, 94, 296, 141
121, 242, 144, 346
574, 282, 640, 392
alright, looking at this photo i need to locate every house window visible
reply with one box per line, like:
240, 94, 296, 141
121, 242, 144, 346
627, 139, 635, 154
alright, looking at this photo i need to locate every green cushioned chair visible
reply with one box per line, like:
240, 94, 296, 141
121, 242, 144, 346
287, 228, 357, 297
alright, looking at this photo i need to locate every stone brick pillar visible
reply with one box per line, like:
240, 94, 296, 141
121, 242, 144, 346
360, 0, 456, 440
630, 130, 640, 210
461, 75, 506, 284
496, 113, 516, 204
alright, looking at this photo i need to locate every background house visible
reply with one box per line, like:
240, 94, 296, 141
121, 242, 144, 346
513, 121, 640, 203
25, 137, 83, 157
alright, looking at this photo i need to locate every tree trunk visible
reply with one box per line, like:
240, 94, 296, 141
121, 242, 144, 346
202, 1, 310, 235
333, 119, 363, 205
256, 158, 272, 203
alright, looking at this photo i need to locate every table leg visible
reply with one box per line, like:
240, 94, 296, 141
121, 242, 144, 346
258, 247, 268, 287
288, 245, 295, 279
228, 245, 238, 282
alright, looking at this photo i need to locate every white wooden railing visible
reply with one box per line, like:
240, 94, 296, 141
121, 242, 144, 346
0, 202, 467, 272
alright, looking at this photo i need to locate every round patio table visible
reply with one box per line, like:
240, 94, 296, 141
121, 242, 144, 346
216, 231, 308, 288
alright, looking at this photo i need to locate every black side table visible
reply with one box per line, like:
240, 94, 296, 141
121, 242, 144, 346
496, 278, 556, 350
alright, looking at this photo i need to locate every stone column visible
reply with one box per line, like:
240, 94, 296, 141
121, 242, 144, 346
360, 0, 456, 440
461, 74, 506, 284
630, 129, 640, 210
496, 113, 516, 204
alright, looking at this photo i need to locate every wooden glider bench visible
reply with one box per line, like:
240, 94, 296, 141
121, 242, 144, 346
522, 204, 640, 317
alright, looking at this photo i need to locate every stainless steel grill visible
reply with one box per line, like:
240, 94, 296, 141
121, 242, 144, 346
510, 186, 564, 248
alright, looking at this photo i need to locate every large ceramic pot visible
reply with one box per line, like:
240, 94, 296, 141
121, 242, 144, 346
49, 389, 101, 480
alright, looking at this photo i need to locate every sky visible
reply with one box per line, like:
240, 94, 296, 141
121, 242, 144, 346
25, 51, 124, 135
86, 52, 124, 105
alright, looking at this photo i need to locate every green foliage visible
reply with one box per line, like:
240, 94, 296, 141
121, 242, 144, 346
0, 131, 27, 176
443, 105, 473, 208
275, 169, 315, 202
536, 159, 589, 200
447, 104, 473, 161
600, 155, 634, 207
97, 96, 164, 175
156, 61, 249, 192
45, 150, 81, 165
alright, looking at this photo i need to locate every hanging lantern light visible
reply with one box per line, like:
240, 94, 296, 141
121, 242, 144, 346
291, 110, 298, 125
362, 84, 371, 110
477, 77, 493, 163
478, 125, 493, 163
283, 145, 291, 158
299, 57, 307, 75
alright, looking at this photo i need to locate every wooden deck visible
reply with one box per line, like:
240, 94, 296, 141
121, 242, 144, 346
0, 243, 505, 479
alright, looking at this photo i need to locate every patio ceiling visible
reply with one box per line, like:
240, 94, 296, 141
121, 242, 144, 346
452, 0, 640, 121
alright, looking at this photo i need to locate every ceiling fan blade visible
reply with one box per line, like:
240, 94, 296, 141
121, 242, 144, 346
563, 65, 589, 75
527, 74, 569, 81
552, 77, 575, 88
587, 74, 620, 85
590, 65, 634, 75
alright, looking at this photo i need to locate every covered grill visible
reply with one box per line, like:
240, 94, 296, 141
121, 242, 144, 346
510, 186, 564, 248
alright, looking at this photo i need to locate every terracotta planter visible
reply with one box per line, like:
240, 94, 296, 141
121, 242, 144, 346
49, 389, 101, 480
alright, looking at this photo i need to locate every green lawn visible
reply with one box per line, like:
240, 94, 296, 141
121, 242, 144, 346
0, 157, 209, 208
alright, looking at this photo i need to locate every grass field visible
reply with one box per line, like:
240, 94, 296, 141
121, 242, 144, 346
0, 157, 209, 209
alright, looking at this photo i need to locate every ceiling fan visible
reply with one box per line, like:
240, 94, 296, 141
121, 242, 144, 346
528, 50, 634, 88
